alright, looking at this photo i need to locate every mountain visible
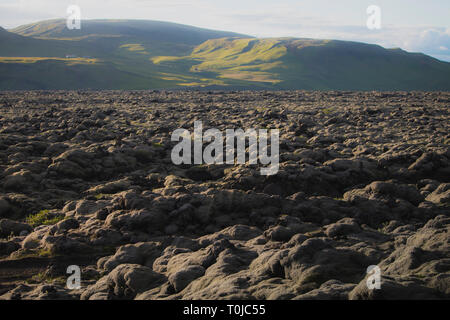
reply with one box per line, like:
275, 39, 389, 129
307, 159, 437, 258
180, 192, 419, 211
1, 19, 450, 90
10, 19, 247, 45
152, 38, 450, 90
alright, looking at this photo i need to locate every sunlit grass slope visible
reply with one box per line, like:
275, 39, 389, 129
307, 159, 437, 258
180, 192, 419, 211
152, 38, 292, 83
0, 57, 99, 65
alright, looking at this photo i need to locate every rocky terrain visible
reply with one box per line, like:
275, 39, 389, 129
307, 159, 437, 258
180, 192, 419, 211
0, 90, 448, 300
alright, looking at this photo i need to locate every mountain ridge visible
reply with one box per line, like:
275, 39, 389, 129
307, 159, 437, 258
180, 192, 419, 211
1, 19, 450, 90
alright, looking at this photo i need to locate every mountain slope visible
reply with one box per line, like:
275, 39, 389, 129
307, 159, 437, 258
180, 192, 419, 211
10, 19, 248, 44
1, 20, 450, 90
152, 37, 450, 90
280, 39, 450, 90
0, 25, 176, 90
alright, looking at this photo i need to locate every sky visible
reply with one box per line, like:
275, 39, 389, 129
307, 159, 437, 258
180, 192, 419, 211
1, 0, 450, 61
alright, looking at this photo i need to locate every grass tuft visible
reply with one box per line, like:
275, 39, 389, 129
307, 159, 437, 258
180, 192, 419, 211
26, 210, 65, 228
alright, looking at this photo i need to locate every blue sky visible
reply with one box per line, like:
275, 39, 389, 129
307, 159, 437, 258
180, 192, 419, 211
1, 0, 449, 61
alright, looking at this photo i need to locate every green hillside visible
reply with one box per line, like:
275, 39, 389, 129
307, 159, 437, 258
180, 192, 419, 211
1, 19, 450, 90
152, 37, 450, 90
